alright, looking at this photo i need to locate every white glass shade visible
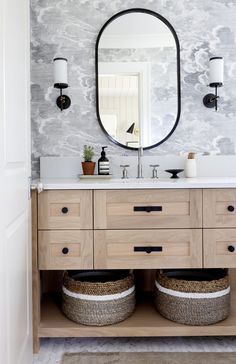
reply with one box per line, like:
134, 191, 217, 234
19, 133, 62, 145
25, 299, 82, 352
209, 57, 224, 86
53, 58, 68, 87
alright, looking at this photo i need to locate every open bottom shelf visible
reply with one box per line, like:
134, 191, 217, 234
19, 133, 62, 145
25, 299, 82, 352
39, 291, 236, 337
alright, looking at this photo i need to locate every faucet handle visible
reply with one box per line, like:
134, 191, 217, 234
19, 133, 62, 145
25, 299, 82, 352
120, 165, 130, 179
149, 164, 159, 179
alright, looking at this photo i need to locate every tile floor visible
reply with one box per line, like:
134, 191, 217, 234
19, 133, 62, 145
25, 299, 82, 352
33, 337, 236, 364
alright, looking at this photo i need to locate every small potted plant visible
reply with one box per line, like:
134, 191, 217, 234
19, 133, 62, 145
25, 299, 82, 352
82, 145, 95, 175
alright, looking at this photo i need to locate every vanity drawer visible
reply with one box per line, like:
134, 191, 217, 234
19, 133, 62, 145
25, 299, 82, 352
204, 229, 236, 268
203, 189, 236, 228
38, 230, 93, 270
38, 190, 93, 229
94, 189, 202, 229
94, 229, 202, 269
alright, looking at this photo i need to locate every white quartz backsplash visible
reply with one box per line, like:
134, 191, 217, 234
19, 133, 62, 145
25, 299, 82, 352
40, 155, 236, 180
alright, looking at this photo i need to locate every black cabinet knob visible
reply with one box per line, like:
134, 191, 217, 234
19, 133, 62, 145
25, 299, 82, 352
61, 207, 69, 214
145, 247, 152, 254
228, 245, 235, 253
227, 205, 235, 212
62, 247, 69, 255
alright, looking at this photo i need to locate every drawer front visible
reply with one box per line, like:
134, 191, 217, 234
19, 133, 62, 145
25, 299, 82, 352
204, 229, 236, 268
94, 189, 202, 229
203, 189, 236, 228
94, 229, 202, 269
38, 230, 93, 269
38, 190, 92, 229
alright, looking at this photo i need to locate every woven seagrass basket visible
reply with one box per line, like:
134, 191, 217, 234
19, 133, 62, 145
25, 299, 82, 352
155, 269, 230, 326
62, 270, 135, 326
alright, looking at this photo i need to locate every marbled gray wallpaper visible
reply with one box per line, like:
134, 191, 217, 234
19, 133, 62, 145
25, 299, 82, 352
31, 0, 236, 177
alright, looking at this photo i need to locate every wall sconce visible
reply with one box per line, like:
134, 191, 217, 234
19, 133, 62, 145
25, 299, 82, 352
126, 122, 140, 147
53, 57, 71, 111
126, 122, 135, 134
126, 122, 139, 136
203, 57, 224, 111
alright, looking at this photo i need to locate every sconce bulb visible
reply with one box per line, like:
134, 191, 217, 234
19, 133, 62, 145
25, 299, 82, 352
209, 57, 224, 87
53, 57, 68, 89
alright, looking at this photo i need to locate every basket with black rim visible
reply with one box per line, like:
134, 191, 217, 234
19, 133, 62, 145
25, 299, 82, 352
62, 270, 136, 326
154, 269, 230, 326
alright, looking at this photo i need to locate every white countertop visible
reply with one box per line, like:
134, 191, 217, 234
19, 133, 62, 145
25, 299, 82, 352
32, 177, 236, 191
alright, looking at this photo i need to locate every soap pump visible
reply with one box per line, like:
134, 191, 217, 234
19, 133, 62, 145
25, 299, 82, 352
98, 146, 110, 175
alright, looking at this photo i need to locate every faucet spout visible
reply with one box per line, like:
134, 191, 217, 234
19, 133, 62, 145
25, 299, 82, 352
137, 146, 143, 178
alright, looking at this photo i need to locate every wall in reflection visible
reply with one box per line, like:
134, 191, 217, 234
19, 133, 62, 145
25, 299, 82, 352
99, 46, 176, 147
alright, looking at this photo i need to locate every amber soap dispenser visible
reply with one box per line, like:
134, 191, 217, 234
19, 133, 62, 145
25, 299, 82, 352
98, 146, 110, 175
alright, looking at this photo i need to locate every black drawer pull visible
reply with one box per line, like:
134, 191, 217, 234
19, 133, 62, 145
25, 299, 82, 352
228, 205, 235, 212
133, 206, 162, 213
228, 245, 235, 253
62, 247, 69, 255
134, 246, 163, 254
61, 207, 69, 214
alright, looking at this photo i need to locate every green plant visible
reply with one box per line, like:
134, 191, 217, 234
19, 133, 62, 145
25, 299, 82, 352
83, 145, 94, 162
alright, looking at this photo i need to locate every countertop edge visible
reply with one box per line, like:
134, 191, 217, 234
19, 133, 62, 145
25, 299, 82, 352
31, 178, 236, 191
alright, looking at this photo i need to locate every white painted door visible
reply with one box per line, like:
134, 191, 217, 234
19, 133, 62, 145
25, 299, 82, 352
0, 0, 32, 363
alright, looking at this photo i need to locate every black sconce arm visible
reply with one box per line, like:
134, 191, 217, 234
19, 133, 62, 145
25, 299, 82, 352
203, 85, 220, 111
56, 88, 71, 111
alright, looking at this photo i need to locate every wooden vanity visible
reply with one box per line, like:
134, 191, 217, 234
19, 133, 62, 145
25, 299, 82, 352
32, 184, 236, 352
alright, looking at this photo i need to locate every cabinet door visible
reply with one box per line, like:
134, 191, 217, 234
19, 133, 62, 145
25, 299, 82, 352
38, 230, 93, 269
38, 190, 93, 229
94, 189, 202, 229
203, 189, 236, 228
94, 229, 202, 269
204, 229, 236, 268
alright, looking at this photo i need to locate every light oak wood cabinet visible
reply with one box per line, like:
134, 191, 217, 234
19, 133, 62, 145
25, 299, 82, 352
38, 230, 93, 270
94, 189, 202, 229
38, 190, 92, 229
32, 188, 236, 353
204, 229, 236, 268
94, 229, 202, 269
203, 189, 236, 267
203, 189, 236, 228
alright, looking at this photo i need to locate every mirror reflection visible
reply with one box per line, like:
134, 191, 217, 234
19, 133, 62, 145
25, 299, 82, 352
96, 9, 180, 149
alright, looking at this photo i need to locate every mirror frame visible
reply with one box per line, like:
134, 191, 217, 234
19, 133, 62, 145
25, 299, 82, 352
95, 8, 181, 150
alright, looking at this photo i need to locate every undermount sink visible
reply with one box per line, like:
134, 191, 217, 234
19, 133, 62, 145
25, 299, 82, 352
78, 177, 161, 184
104, 178, 177, 183
118, 178, 159, 183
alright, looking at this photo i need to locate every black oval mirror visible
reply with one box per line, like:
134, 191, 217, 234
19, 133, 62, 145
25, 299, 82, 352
96, 9, 181, 150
